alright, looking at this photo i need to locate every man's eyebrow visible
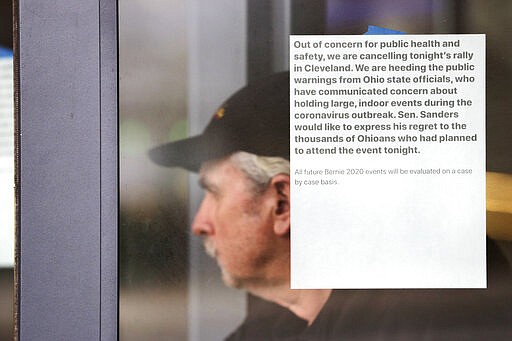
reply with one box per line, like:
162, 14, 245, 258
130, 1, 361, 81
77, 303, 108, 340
198, 176, 218, 193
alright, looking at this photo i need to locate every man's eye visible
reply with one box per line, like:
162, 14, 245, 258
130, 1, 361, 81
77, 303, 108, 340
205, 189, 220, 200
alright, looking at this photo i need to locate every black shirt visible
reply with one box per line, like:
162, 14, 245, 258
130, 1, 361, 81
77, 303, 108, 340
226, 239, 512, 340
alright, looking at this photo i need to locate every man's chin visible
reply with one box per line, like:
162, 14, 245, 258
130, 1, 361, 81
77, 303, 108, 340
220, 269, 244, 289
202, 240, 245, 289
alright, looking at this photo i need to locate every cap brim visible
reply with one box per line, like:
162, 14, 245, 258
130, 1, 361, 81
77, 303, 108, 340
148, 134, 236, 172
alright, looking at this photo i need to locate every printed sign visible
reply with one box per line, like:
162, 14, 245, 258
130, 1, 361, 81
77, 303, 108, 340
290, 35, 486, 288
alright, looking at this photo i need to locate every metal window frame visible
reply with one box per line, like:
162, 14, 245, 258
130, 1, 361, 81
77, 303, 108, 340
15, 0, 118, 339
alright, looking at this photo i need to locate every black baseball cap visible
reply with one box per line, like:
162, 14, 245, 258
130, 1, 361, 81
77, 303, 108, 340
148, 71, 290, 172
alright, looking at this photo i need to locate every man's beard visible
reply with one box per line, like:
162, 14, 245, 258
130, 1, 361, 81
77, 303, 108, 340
203, 238, 243, 289
203, 238, 216, 258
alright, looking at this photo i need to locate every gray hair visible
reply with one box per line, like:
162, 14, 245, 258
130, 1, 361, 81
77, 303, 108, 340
230, 151, 289, 194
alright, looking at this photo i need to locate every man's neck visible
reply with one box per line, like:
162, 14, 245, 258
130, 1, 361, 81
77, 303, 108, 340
248, 283, 332, 325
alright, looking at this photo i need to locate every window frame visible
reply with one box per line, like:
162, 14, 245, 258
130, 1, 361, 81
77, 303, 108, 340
15, 0, 118, 339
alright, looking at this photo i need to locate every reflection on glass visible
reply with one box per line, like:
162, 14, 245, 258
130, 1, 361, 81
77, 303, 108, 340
0, 3, 14, 339
119, 0, 189, 339
0, 48, 13, 268
120, 1, 512, 340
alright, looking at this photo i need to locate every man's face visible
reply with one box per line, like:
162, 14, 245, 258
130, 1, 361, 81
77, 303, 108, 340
192, 157, 279, 288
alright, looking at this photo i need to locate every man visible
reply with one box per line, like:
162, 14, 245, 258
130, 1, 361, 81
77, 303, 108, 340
150, 72, 512, 340
149, 72, 332, 337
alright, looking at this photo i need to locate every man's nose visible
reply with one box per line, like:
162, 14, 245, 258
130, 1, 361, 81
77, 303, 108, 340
192, 197, 214, 236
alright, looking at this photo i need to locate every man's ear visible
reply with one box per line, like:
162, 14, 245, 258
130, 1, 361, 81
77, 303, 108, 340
270, 174, 290, 236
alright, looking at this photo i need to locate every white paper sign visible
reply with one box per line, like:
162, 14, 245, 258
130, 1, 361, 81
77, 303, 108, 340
0, 53, 14, 267
290, 35, 486, 288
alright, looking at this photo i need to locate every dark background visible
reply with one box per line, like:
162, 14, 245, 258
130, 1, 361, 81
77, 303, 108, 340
0, 1, 12, 48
